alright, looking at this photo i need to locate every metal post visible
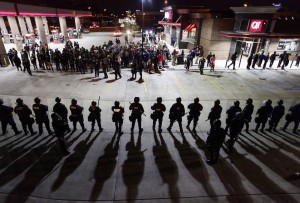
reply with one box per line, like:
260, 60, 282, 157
141, 0, 144, 55
239, 50, 243, 68
225, 52, 230, 68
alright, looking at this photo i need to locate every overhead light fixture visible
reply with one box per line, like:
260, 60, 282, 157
244, 3, 248, 7
292, 16, 294, 20
285, 17, 288, 20
272, 3, 281, 7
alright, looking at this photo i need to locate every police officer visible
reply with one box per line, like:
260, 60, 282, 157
69, 99, 86, 132
51, 113, 70, 156
0, 98, 22, 135
186, 97, 203, 133
254, 99, 273, 133
227, 51, 238, 70
14, 98, 37, 135
226, 112, 244, 152
167, 97, 185, 134
225, 100, 242, 132
53, 97, 71, 132
282, 101, 300, 134
129, 97, 144, 133
242, 98, 254, 133
114, 59, 122, 80
88, 101, 103, 132
269, 52, 278, 68
151, 97, 166, 133
207, 99, 223, 127
206, 120, 226, 164
112, 101, 124, 135
94, 59, 100, 78
267, 100, 285, 132
32, 97, 53, 135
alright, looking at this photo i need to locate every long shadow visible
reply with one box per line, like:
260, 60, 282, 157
0, 135, 54, 170
240, 132, 273, 150
51, 131, 100, 191
3, 131, 85, 203
238, 137, 300, 188
168, 131, 217, 198
273, 131, 300, 144
135, 79, 145, 84
88, 78, 104, 82
0, 135, 31, 151
0, 134, 16, 144
90, 133, 121, 201
153, 132, 179, 203
227, 143, 298, 203
106, 79, 116, 83
122, 132, 145, 203
79, 76, 94, 80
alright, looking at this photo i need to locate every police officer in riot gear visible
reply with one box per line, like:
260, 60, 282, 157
206, 119, 226, 164
267, 100, 285, 132
226, 112, 244, 152
69, 99, 86, 132
51, 113, 70, 156
151, 97, 166, 133
32, 97, 53, 135
254, 99, 273, 133
282, 101, 300, 134
88, 101, 103, 132
207, 100, 223, 127
129, 97, 144, 133
225, 100, 242, 132
53, 97, 71, 132
242, 98, 254, 133
112, 101, 124, 135
14, 98, 37, 135
186, 97, 203, 133
167, 97, 185, 134
0, 98, 22, 135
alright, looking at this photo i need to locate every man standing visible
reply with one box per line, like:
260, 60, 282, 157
225, 100, 242, 132
282, 101, 300, 134
206, 52, 212, 67
246, 54, 253, 70
226, 112, 244, 152
207, 99, 223, 127
0, 98, 22, 135
129, 97, 144, 133
252, 53, 259, 69
112, 101, 124, 135
53, 97, 71, 132
167, 97, 185, 134
227, 51, 238, 70
242, 98, 254, 133
51, 113, 70, 156
114, 59, 122, 80
69, 99, 86, 132
8, 49, 15, 66
88, 101, 103, 132
151, 97, 166, 133
262, 53, 269, 69
267, 100, 285, 132
186, 97, 203, 133
254, 99, 273, 133
269, 52, 278, 68
32, 97, 53, 136
14, 98, 37, 135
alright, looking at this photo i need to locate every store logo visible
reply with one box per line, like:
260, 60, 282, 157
249, 20, 263, 32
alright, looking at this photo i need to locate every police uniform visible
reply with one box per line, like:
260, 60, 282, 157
112, 101, 124, 134
254, 100, 273, 133
14, 99, 37, 135
32, 98, 53, 135
225, 101, 242, 132
242, 99, 254, 132
0, 100, 22, 135
226, 113, 244, 152
282, 102, 300, 134
129, 97, 144, 132
167, 98, 185, 133
208, 100, 223, 127
187, 98, 203, 132
88, 102, 103, 132
53, 98, 71, 132
69, 100, 86, 131
267, 100, 285, 132
151, 98, 166, 133
51, 113, 70, 155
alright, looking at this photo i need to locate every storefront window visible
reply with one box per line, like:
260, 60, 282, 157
190, 28, 196, 38
182, 30, 188, 40
277, 39, 299, 51
239, 19, 249, 32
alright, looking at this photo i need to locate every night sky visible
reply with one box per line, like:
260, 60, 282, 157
2, 0, 300, 12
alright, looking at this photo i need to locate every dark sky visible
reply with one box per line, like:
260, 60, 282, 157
3, 0, 300, 12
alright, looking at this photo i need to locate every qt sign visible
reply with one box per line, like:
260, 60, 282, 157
249, 20, 263, 32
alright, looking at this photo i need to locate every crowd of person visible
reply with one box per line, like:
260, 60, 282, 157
1, 96, 299, 164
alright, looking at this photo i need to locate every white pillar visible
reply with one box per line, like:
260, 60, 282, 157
59, 17, 69, 42
7, 16, 23, 51
25, 17, 34, 33
17, 16, 28, 35
75, 16, 81, 31
42, 17, 50, 43
0, 37, 9, 67
35, 16, 47, 46
0, 16, 10, 44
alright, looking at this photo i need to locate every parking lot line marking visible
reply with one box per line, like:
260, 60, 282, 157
171, 72, 185, 92
205, 75, 223, 93
106, 83, 111, 92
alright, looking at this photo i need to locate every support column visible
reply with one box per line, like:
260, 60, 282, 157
35, 16, 47, 46
0, 37, 9, 67
17, 16, 28, 35
7, 16, 23, 51
25, 17, 34, 33
0, 16, 10, 44
59, 17, 69, 42
75, 16, 81, 39
42, 17, 50, 43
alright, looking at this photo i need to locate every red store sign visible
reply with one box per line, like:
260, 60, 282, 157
249, 19, 263, 32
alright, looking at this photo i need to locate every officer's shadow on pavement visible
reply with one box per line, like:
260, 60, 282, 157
122, 131, 145, 202
79, 76, 95, 81
168, 130, 217, 198
90, 132, 121, 200
135, 78, 145, 84
51, 131, 100, 191
153, 131, 180, 203
88, 78, 104, 82
106, 79, 117, 83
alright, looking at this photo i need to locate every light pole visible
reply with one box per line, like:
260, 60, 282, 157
141, 0, 144, 55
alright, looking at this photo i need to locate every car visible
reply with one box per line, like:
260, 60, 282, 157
113, 31, 122, 37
